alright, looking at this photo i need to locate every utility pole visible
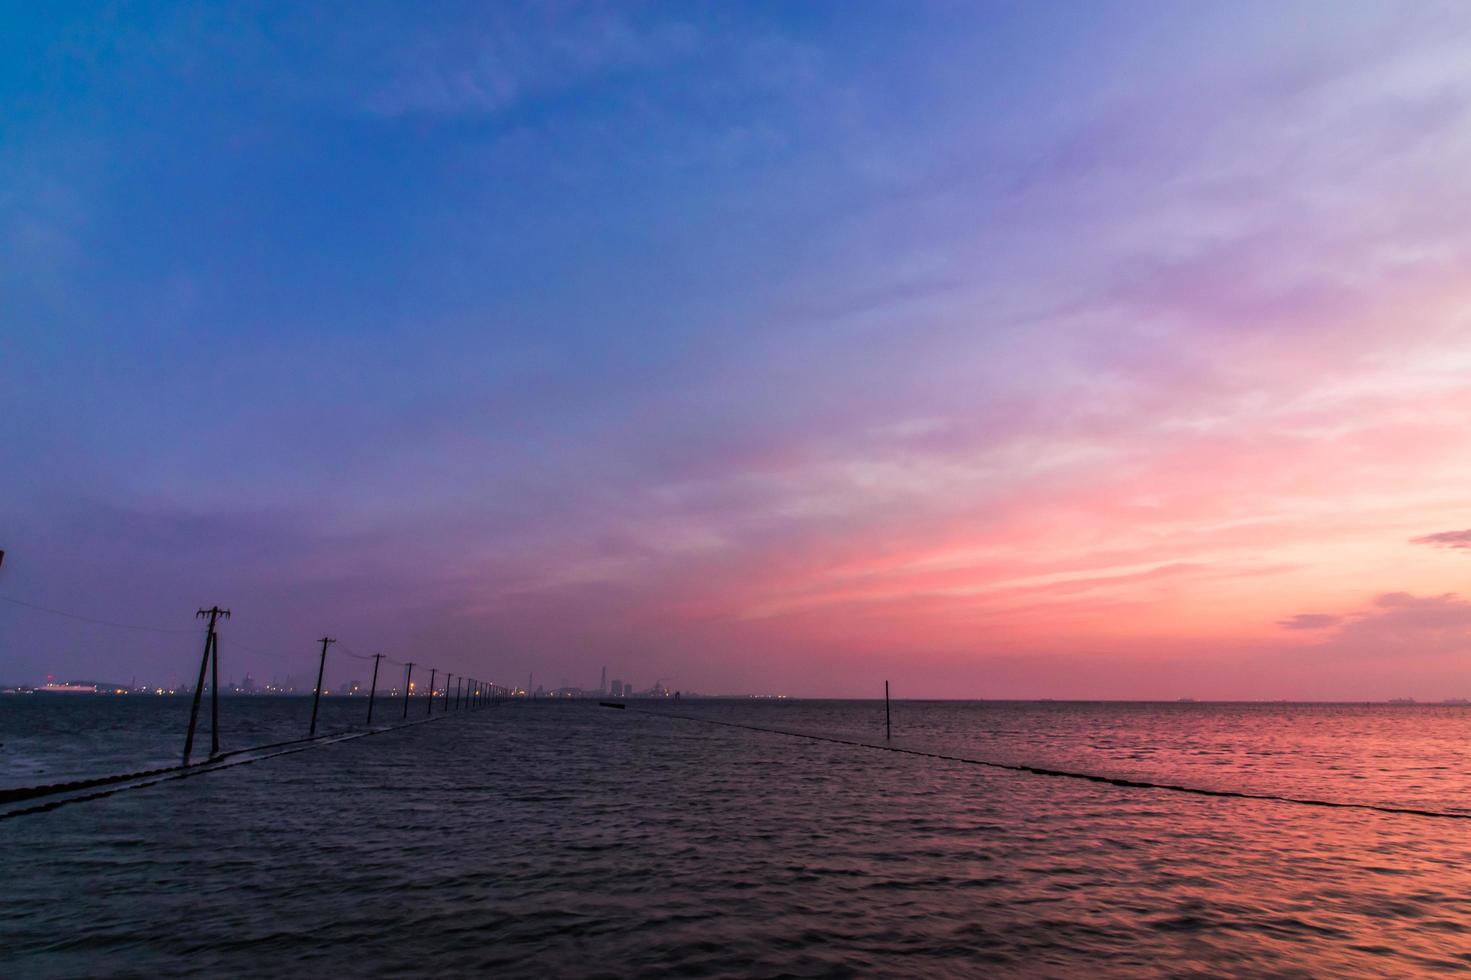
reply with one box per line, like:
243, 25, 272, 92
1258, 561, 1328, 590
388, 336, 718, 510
309, 636, 335, 737
183, 606, 229, 765
885, 680, 891, 741
402, 662, 415, 719
366, 654, 384, 724
426, 667, 437, 717
209, 616, 223, 756
443, 673, 452, 714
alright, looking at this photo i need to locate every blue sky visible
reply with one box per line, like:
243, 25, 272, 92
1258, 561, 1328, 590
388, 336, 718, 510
5, 3, 1471, 697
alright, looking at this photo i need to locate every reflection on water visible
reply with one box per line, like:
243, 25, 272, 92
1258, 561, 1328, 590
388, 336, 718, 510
3, 699, 1470, 975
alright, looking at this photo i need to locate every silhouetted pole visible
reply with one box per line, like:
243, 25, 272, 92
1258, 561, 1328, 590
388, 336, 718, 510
183, 606, 229, 766
309, 636, 335, 737
443, 673, 452, 714
426, 668, 437, 717
455, 676, 462, 710
366, 654, 384, 724
885, 681, 891, 741
402, 662, 415, 719
184, 632, 211, 765
209, 631, 222, 756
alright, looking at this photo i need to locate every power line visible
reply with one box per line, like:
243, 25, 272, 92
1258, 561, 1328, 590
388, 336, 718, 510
0, 594, 195, 634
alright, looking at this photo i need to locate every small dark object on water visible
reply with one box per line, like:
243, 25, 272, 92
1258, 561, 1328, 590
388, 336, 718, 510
600, 702, 625, 709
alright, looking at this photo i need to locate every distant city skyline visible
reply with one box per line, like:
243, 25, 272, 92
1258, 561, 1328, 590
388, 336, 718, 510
5, 4, 1471, 699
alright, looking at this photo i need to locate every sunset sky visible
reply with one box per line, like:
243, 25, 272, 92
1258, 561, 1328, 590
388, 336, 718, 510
4, 2, 1471, 698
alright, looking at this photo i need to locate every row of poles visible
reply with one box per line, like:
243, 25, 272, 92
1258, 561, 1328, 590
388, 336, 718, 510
184, 606, 509, 766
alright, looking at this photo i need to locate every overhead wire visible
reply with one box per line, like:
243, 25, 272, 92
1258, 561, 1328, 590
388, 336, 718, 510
0, 593, 196, 634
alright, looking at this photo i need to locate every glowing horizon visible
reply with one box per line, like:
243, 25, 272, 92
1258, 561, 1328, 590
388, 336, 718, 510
4, 3, 1471, 698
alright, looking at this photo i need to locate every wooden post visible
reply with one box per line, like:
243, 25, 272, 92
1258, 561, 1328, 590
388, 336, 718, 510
366, 654, 383, 724
309, 636, 334, 736
885, 680, 891, 741
443, 673, 452, 714
426, 667, 437, 717
209, 630, 221, 757
183, 606, 229, 765
402, 662, 415, 719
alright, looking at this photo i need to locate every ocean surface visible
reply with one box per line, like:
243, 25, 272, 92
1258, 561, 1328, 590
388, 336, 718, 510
3, 697, 1471, 976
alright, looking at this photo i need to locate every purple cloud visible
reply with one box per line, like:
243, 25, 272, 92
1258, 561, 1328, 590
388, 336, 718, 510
1277, 613, 1342, 630
1411, 530, 1471, 550
1298, 593, 1471, 659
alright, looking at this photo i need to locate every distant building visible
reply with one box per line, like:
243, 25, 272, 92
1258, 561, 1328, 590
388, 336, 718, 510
610, 679, 623, 697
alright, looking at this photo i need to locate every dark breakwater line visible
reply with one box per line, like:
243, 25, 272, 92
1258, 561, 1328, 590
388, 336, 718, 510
0, 729, 374, 806
0, 712, 461, 821
622, 706, 1471, 822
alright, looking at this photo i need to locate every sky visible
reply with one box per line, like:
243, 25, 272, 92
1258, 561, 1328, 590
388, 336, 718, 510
4, 2, 1471, 698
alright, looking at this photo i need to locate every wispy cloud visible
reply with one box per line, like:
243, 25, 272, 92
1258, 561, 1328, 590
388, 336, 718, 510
1412, 529, 1471, 550
1281, 592, 1471, 661
364, 11, 700, 118
1278, 613, 1342, 630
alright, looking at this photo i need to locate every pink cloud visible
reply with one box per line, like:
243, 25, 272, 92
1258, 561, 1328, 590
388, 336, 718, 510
1280, 592, 1471, 659
1412, 530, 1471, 550
1278, 613, 1342, 630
